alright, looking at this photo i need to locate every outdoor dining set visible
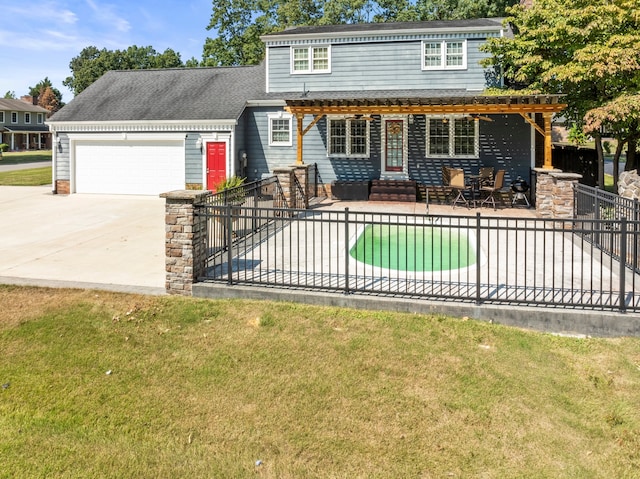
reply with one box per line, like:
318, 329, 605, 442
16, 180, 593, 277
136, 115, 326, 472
441, 165, 508, 209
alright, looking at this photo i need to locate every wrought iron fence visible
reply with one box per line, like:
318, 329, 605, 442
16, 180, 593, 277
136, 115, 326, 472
199, 205, 640, 312
574, 184, 640, 274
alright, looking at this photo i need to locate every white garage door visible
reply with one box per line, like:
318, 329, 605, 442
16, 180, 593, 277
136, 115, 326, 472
75, 139, 185, 195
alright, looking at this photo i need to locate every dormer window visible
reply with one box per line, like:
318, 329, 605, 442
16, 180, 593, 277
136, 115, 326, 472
291, 46, 330, 74
422, 40, 467, 70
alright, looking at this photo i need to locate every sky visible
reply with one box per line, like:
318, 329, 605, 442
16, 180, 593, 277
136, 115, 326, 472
1, 0, 214, 102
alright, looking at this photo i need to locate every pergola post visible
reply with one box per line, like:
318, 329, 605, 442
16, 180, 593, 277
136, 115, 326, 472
296, 113, 304, 165
543, 112, 553, 170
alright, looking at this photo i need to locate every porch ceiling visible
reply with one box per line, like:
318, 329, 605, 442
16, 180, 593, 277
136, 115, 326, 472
284, 94, 567, 116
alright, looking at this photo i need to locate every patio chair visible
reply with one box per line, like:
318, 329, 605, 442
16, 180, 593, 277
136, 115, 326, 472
479, 169, 506, 209
478, 167, 494, 187
441, 166, 451, 186
450, 168, 472, 208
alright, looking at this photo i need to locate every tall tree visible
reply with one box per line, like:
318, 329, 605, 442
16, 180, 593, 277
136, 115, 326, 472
481, 0, 640, 188
29, 77, 64, 110
3, 91, 16, 99
63, 46, 185, 96
37, 86, 61, 114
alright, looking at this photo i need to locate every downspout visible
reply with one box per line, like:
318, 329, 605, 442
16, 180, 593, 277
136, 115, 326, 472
50, 127, 57, 194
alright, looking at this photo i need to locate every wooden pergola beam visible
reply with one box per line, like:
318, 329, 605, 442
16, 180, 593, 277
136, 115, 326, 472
284, 94, 567, 168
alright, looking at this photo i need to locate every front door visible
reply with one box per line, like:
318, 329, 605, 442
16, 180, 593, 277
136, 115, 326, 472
206, 141, 227, 190
385, 119, 404, 173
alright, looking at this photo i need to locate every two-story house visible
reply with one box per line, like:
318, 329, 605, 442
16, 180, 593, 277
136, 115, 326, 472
47, 18, 565, 195
0, 99, 51, 151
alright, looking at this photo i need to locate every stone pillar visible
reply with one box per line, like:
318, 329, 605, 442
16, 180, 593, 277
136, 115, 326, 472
273, 167, 295, 208
293, 164, 310, 208
534, 168, 582, 219
160, 190, 212, 296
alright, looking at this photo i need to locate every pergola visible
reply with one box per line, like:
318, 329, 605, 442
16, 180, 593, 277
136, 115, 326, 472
284, 93, 567, 169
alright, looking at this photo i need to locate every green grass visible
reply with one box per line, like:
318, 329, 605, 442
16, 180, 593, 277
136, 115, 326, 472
0, 149, 52, 165
0, 166, 52, 185
1, 286, 639, 478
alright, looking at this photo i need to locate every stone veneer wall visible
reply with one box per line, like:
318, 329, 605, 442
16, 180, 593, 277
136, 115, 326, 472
160, 190, 211, 296
618, 170, 640, 200
534, 169, 582, 219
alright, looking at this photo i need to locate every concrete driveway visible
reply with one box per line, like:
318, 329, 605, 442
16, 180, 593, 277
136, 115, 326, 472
0, 186, 166, 294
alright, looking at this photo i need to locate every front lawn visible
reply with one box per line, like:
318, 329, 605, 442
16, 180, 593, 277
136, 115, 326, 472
0, 166, 52, 186
1, 286, 639, 478
0, 149, 52, 165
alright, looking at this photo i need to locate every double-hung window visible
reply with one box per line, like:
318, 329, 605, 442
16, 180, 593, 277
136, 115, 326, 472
25, 112, 31, 124
328, 117, 369, 157
291, 46, 330, 74
268, 112, 293, 147
37, 113, 44, 124
0, 112, 4, 123
426, 116, 478, 158
11, 112, 18, 124
422, 40, 467, 70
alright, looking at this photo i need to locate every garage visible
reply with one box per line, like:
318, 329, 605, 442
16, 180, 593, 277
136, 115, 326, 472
74, 139, 185, 195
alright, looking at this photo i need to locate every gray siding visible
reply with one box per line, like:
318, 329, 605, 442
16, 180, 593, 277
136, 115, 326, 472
185, 134, 203, 184
55, 133, 71, 180
409, 115, 532, 186
0, 109, 45, 128
243, 110, 534, 187
267, 39, 490, 93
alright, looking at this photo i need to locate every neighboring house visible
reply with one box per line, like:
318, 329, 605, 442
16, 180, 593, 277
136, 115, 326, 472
47, 18, 565, 195
0, 99, 51, 151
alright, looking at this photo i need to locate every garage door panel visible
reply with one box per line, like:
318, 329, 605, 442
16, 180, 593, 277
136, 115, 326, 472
75, 140, 185, 195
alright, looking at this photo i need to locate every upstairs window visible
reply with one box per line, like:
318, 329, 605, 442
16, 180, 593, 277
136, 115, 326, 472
422, 40, 467, 70
268, 112, 293, 146
37, 113, 44, 124
426, 116, 478, 158
25, 112, 31, 124
0, 112, 4, 123
11, 112, 18, 123
291, 46, 330, 74
328, 117, 369, 157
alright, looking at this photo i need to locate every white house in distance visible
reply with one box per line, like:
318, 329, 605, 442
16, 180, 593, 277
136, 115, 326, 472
47, 18, 565, 196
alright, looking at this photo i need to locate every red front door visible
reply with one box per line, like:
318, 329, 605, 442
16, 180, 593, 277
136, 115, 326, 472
206, 141, 227, 190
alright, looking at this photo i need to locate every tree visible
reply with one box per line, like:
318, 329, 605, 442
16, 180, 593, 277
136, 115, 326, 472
63, 46, 186, 96
37, 86, 61, 114
3, 91, 16, 99
202, 0, 517, 67
29, 77, 64, 111
481, 0, 640, 188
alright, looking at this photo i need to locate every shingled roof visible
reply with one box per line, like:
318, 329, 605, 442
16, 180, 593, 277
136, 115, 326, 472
0, 98, 49, 113
49, 65, 266, 123
262, 17, 505, 39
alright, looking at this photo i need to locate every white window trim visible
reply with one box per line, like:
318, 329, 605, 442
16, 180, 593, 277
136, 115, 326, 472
290, 45, 331, 74
11, 111, 18, 124
327, 116, 370, 158
25, 112, 31, 124
37, 113, 44, 124
268, 112, 293, 147
0, 112, 4, 123
422, 40, 467, 71
425, 115, 479, 159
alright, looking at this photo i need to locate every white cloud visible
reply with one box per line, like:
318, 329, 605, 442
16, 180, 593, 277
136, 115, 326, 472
4, 2, 78, 26
85, 0, 131, 33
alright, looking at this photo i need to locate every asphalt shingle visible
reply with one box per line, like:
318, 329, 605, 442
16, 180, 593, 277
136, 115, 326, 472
49, 65, 266, 123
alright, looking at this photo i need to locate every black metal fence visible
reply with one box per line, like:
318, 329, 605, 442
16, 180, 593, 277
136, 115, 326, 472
574, 184, 640, 274
199, 205, 639, 312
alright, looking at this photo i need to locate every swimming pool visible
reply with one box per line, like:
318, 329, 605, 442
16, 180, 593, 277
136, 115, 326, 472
349, 224, 477, 272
